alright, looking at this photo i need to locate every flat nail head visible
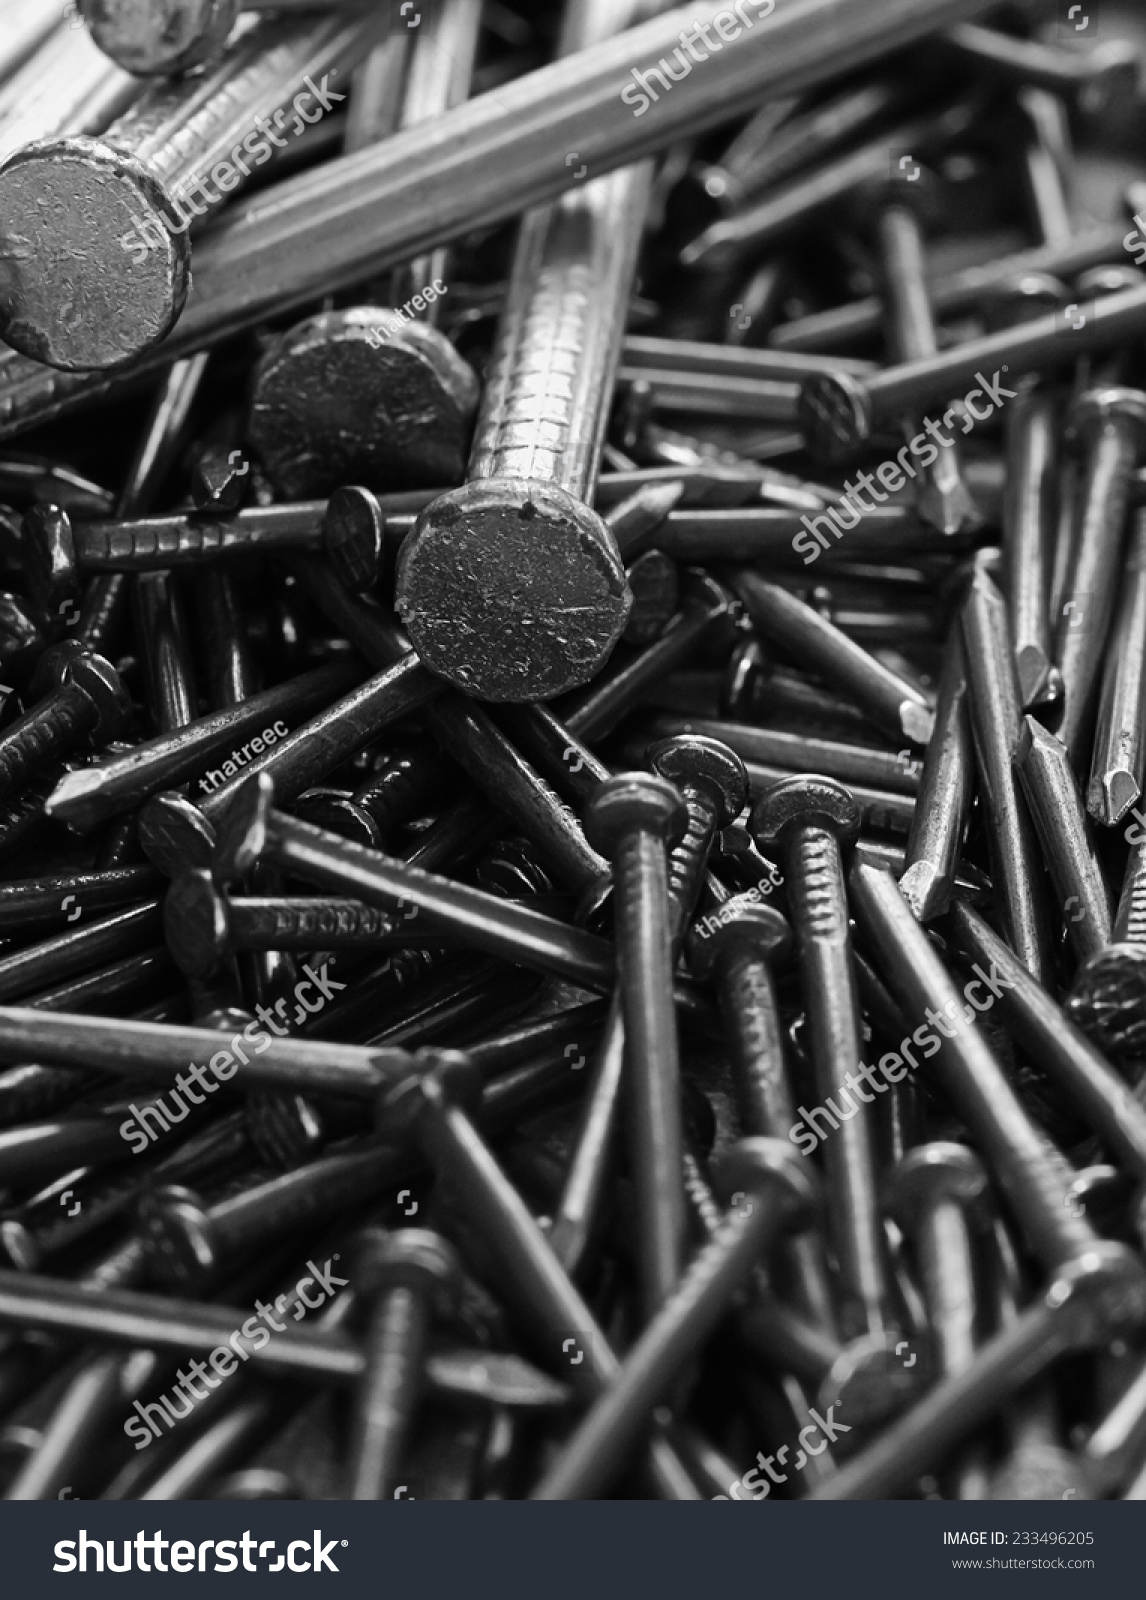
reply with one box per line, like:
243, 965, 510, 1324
354, 1225, 460, 1318
582, 772, 690, 857
323, 486, 385, 594
886, 1141, 988, 1227
84, 0, 239, 74
0, 138, 190, 371
750, 774, 862, 855
139, 792, 218, 878
248, 310, 480, 499
712, 1135, 817, 1225
647, 734, 750, 827
798, 372, 874, 464
686, 897, 791, 980
397, 479, 631, 703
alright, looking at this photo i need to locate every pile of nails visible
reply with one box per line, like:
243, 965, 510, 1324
2, 0, 1146, 1506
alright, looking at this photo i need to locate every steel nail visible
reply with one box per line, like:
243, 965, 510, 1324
532, 1139, 817, 1500
0, 12, 389, 368
899, 629, 973, 921
733, 570, 935, 746
1015, 714, 1113, 962
1088, 509, 1146, 825
959, 562, 1054, 982
346, 1226, 459, 1500
850, 858, 1099, 1274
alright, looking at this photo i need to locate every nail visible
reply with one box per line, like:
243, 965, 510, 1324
48, 662, 358, 838
1015, 714, 1113, 962
346, 1226, 459, 1499
1003, 380, 1061, 706
210, 772, 614, 991
733, 570, 934, 746
0, 643, 130, 802
140, 1140, 412, 1293
398, 2, 651, 706
380, 1052, 701, 1499
584, 773, 689, 1319
812, 1244, 1146, 1499
248, 309, 480, 500
771, 222, 1127, 355
1066, 838, 1146, 1059
850, 858, 1099, 1273
869, 167, 982, 537
680, 98, 977, 276
643, 712, 919, 795
942, 23, 1140, 117
753, 776, 903, 1356
0, 12, 388, 368
194, 567, 257, 712
959, 563, 1054, 982
899, 629, 973, 920
532, 1138, 817, 1499
1054, 388, 1146, 761
22, 492, 391, 614
647, 735, 749, 944
1088, 510, 1146, 825
799, 283, 1146, 464
132, 571, 197, 734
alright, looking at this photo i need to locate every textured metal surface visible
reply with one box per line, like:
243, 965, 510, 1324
0, 12, 389, 370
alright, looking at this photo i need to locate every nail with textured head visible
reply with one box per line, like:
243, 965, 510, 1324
22, 491, 389, 614
1054, 388, 1146, 763
248, 310, 480, 499
899, 630, 973, 921
733, 570, 934, 746
533, 1138, 817, 1500
347, 1226, 459, 1500
948, 897, 1146, 1189
1088, 510, 1146, 826
0, 642, 130, 802
584, 773, 689, 1320
396, 3, 663, 703
0, 12, 389, 369
959, 562, 1053, 982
